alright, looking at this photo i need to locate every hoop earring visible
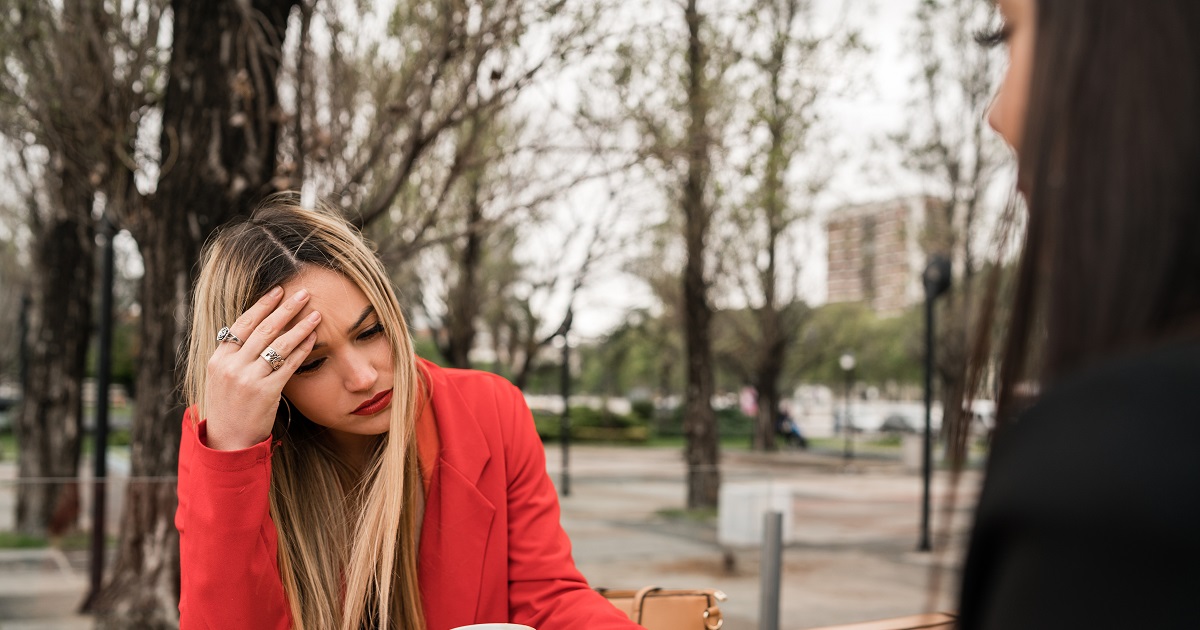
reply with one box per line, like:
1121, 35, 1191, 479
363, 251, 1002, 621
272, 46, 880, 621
279, 396, 293, 432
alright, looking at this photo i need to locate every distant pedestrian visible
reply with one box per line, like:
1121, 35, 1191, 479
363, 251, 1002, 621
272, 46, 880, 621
956, 1, 1200, 628
777, 405, 808, 449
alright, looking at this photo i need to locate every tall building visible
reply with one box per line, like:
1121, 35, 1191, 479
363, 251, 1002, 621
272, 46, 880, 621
826, 197, 930, 315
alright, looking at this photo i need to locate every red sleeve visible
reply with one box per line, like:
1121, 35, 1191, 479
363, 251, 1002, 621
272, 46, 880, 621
176, 410, 291, 630
498, 383, 643, 629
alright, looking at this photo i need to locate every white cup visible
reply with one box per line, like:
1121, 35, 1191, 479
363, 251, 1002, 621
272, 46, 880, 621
450, 625, 535, 630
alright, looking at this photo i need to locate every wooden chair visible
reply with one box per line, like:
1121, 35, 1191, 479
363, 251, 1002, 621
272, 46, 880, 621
805, 612, 957, 630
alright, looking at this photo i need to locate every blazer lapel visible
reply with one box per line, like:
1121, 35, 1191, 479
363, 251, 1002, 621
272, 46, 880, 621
418, 361, 496, 630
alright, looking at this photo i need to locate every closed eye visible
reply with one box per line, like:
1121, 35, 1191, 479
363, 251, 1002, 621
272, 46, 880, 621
358, 322, 384, 341
294, 357, 324, 375
294, 324, 384, 376
976, 23, 1011, 48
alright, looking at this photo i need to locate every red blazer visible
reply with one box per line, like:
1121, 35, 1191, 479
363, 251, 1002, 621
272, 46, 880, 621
177, 360, 640, 630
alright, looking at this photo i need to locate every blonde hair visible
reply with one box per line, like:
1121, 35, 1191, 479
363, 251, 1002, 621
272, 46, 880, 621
185, 192, 425, 630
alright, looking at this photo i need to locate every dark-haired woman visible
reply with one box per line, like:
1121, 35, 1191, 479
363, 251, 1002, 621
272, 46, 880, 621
958, 0, 1200, 627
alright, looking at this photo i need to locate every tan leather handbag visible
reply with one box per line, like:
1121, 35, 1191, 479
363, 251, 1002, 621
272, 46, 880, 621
597, 586, 727, 630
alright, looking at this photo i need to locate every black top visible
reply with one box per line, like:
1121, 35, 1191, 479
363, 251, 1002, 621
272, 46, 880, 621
957, 342, 1200, 629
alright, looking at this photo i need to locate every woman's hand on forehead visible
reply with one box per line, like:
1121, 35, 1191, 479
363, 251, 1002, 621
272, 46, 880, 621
203, 286, 322, 450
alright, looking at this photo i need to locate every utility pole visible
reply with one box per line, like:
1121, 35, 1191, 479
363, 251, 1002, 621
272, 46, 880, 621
839, 353, 856, 462
919, 255, 952, 552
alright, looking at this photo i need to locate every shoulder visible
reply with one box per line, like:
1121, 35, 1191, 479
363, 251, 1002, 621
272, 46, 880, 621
982, 340, 1200, 530
439, 364, 520, 394
420, 359, 529, 438
1024, 340, 1199, 420
421, 359, 522, 402
996, 340, 1200, 457
419, 359, 540, 470
962, 341, 1200, 627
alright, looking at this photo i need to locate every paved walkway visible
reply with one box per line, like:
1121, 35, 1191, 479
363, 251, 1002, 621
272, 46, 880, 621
554, 446, 978, 629
0, 445, 980, 629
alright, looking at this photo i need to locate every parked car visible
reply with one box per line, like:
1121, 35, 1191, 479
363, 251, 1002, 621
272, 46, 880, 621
965, 399, 996, 435
879, 414, 918, 434
0, 382, 20, 414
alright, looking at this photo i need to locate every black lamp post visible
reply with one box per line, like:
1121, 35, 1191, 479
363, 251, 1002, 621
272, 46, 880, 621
84, 214, 116, 607
839, 353, 856, 462
919, 255, 952, 552
556, 308, 574, 498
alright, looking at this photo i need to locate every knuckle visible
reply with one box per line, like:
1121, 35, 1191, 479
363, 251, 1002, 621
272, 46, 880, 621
208, 362, 231, 380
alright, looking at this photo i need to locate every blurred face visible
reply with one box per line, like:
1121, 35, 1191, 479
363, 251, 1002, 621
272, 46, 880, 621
280, 266, 394, 454
987, 0, 1037, 155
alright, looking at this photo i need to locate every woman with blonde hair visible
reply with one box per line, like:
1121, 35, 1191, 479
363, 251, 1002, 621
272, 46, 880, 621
176, 192, 640, 629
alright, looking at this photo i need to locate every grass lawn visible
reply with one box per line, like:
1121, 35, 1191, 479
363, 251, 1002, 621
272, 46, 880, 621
0, 431, 14, 460
0, 530, 99, 550
639, 435, 754, 450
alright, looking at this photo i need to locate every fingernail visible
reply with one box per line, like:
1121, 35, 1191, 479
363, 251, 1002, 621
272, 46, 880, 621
308, 311, 321, 323
270, 286, 283, 297
293, 289, 309, 302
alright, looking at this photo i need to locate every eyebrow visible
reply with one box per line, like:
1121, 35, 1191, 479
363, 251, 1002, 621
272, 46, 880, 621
311, 305, 375, 350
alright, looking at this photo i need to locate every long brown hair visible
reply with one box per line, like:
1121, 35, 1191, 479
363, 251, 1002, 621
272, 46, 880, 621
975, 1, 1200, 431
185, 192, 425, 629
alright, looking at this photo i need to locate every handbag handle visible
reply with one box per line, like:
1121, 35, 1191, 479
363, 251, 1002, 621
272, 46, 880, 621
629, 585, 726, 630
630, 585, 661, 621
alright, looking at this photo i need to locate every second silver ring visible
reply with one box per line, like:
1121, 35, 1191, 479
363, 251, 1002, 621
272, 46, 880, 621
260, 347, 285, 371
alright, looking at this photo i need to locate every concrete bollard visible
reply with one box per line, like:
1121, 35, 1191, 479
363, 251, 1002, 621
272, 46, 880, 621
759, 510, 783, 630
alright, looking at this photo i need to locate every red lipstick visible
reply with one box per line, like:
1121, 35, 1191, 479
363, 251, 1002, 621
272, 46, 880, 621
352, 389, 393, 416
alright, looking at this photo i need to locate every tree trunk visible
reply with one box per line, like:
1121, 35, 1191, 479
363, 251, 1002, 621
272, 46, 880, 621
682, 0, 719, 510
752, 200, 784, 452
512, 309, 543, 391
444, 177, 484, 368
937, 290, 971, 466
89, 1, 295, 625
513, 354, 533, 391
14, 180, 94, 536
753, 340, 784, 453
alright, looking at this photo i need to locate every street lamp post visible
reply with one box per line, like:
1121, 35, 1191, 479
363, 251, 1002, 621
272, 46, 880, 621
557, 308, 574, 498
839, 353, 856, 462
82, 214, 116, 608
919, 255, 952, 552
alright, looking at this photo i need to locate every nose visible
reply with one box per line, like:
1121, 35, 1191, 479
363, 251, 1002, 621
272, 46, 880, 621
986, 89, 1002, 135
342, 350, 378, 393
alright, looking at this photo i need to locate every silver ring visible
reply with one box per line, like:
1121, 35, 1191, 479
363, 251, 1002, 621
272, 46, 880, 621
216, 326, 243, 345
260, 347, 285, 371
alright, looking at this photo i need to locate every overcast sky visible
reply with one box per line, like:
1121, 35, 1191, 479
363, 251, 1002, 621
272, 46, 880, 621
2, 0, 996, 343
565, 0, 945, 338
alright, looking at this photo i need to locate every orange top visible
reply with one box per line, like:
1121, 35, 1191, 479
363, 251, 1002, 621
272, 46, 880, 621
416, 395, 439, 496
